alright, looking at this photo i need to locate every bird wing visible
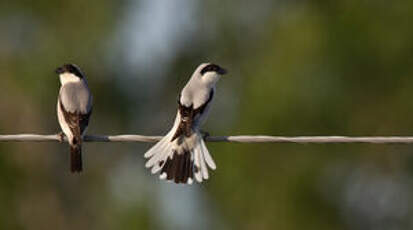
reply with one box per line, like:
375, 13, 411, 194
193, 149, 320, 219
59, 97, 92, 137
171, 90, 214, 142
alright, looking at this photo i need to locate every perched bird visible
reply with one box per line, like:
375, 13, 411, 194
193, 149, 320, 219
145, 63, 227, 184
56, 64, 93, 173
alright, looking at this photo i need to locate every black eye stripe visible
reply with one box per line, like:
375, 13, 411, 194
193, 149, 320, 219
56, 64, 84, 78
66, 64, 83, 77
200, 64, 220, 75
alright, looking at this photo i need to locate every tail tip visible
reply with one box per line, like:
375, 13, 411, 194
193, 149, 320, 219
159, 172, 167, 180
70, 160, 83, 173
70, 168, 82, 173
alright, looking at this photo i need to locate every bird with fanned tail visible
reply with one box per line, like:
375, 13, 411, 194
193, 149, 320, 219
144, 63, 227, 184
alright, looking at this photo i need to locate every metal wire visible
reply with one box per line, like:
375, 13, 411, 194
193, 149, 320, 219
1, 134, 413, 144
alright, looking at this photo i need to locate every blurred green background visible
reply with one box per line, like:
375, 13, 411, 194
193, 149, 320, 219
1, 0, 413, 229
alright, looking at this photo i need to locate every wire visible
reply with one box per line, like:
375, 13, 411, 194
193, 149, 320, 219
1, 134, 413, 144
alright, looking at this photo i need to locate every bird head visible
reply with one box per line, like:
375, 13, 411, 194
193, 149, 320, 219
55, 64, 85, 85
194, 63, 227, 87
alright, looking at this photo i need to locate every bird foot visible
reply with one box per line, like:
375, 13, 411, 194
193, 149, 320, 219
200, 130, 210, 140
58, 132, 65, 143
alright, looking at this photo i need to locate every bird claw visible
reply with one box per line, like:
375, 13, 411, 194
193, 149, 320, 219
58, 132, 65, 143
200, 130, 210, 140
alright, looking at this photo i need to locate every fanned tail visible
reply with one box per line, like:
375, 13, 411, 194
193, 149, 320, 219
144, 131, 216, 184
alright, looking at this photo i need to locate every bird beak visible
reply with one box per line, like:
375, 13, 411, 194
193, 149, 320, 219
55, 67, 64, 74
218, 67, 227, 75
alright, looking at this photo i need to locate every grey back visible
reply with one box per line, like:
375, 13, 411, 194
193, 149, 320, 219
59, 82, 92, 114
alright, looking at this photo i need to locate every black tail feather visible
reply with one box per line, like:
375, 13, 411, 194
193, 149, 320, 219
161, 151, 193, 184
70, 143, 82, 173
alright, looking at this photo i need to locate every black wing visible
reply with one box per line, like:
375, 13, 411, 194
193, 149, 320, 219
171, 90, 214, 142
59, 98, 92, 141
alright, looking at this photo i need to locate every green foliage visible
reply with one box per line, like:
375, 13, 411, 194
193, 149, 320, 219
1, 0, 413, 229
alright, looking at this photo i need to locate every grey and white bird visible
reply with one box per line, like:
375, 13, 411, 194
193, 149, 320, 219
56, 64, 93, 173
144, 63, 227, 184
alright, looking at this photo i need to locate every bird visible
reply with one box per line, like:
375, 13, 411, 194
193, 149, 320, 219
56, 64, 93, 173
144, 63, 227, 184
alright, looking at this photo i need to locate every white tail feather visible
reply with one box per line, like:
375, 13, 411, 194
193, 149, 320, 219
145, 133, 172, 168
198, 142, 209, 180
151, 161, 163, 174
144, 137, 167, 158
200, 139, 216, 170
150, 139, 174, 173
160, 172, 167, 180
193, 146, 203, 182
